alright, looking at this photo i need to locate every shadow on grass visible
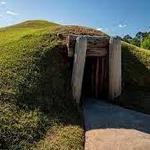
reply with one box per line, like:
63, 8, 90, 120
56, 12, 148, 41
1, 45, 83, 149
17, 44, 82, 124
118, 44, 150, 114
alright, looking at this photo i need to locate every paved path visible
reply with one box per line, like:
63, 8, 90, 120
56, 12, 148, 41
83, 99, 150, 150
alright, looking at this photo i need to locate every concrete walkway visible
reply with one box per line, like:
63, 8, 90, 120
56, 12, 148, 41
83, 99, 150, 150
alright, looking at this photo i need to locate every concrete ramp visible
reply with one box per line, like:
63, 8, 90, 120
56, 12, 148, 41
83, 99, 150, 150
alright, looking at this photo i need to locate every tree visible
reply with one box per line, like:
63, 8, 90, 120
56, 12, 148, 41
123, 31, 150, 49
135, 32, 149, 45
141, 35, 150, 50
123, 35, 132, 43
130, 38, 140, 47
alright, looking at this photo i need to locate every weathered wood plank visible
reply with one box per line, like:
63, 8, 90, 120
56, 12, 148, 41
71, 36, 87, 104
100, 57, 105, 94
67, 35, 109, 57
91, 63, 95, 96
87, 49, 107, 57
109, 37, 121, 99
95, 57, 100, 98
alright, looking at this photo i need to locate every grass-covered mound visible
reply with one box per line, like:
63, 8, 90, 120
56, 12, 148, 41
121, 42, 150, 113
0, 20, 105, 150
0, 20, 149, 149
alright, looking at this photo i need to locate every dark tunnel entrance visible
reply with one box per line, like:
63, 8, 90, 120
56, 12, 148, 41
82, 56, 109, 99
67, 35, 121, 104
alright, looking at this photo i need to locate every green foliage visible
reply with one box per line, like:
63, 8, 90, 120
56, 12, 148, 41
122, 31, 150, 48
0, 102, 49, 149
0, 20, 84, 150
123, 34, 140, 47
123, 34, 132, 43
122, 42, 150, 89
1, 19, 149, 149
130, 38, 140, 47
34, 125, 84, 150
0, 20, 105, 149
141, 35, 150, 50
120, 42, 150, 112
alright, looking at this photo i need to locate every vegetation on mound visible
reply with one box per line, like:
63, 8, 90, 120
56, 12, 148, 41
0, 20, 149, 149
121, 42, 150, 113
122, 42, 150, 88
0, 20, 105, 149
0, 20, 87, 150
122, 31, 150, 50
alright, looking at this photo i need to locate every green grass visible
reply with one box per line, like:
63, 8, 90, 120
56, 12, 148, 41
0, 20, 105, 150
0, 20, 150, 149
120, 42, 150, 113
0, 20, 86, 150
122, 42, 150, 88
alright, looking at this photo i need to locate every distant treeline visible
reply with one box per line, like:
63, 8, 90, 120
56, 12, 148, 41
122, 31, 150, 50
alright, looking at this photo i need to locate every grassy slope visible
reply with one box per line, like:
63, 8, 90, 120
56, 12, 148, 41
0, 20, 149, 149
121, 42, 150, 113
0, 20, 105, 150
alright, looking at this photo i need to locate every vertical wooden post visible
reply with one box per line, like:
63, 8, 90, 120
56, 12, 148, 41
109, 37, 121, 100
95, 57, 100, 98
100, 57, 105, 93
91, 63, 95, 96
72, 36, 87, 104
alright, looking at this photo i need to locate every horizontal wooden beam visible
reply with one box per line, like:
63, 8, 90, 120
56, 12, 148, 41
86, 48, 107, 57
67, 35, 109, 57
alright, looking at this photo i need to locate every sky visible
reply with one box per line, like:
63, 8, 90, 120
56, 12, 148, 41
0, 0, 149, 37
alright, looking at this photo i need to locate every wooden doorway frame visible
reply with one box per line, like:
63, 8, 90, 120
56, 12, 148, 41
67, 35, 121, 104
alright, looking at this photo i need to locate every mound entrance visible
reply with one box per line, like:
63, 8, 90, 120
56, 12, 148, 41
67, 35, 121, 104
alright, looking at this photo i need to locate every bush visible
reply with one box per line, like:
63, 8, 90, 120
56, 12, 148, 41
141, 36, 150, 50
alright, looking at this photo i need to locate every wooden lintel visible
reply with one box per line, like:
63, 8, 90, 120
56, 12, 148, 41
67, 35, 109, 57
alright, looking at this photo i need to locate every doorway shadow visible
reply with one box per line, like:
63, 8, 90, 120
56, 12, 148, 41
83, 98, 150, 134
